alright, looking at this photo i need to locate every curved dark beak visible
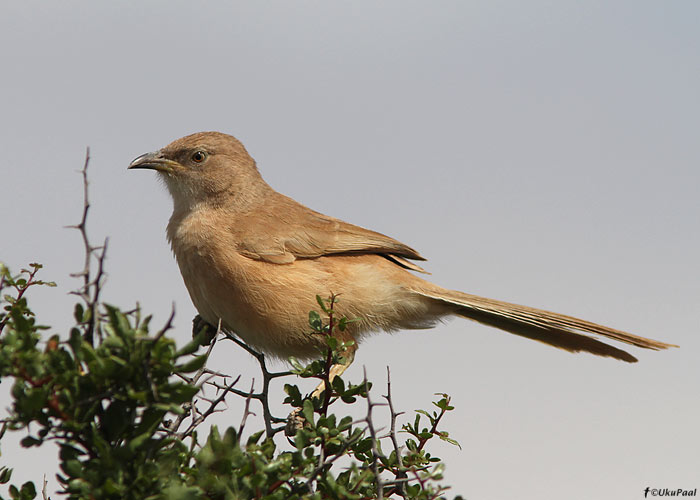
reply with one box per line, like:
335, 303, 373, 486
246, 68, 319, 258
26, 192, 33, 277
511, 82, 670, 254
128, 151, 179, 173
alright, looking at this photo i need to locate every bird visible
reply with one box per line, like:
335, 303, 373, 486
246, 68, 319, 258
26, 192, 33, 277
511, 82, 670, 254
129, 131, 676, 383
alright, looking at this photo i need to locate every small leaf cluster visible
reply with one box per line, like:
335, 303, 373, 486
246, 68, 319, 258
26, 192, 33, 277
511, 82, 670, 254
308, 294, 356, 336
0, 263, 55, 336
402, 395, 461, 469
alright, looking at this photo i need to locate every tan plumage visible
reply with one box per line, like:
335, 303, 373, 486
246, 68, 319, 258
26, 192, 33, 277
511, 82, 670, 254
129, 131, 677, 370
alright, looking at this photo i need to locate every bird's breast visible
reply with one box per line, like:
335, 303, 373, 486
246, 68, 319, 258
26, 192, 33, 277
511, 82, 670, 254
165, 209, 321, 356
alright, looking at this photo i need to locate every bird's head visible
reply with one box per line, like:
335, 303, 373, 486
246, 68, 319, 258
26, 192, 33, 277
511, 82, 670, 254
129, 131, 268, 212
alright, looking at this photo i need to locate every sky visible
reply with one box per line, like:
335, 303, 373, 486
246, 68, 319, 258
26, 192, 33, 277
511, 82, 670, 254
2, 1, 699, 499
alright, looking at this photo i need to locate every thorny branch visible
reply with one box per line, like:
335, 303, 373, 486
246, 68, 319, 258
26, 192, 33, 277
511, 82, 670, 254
237, 379, 257, 437
166, 330, 222, 437
364, 368, 386, 500
67, 148, 108, 346
176, 375, 242, 440
167, 318, 291, 441
383, 367, 408, 497
221, 330, 291, 438
319, 293, 340, 420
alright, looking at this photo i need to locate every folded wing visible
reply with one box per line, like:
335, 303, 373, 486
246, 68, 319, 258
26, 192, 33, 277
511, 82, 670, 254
236, 192, 428, 272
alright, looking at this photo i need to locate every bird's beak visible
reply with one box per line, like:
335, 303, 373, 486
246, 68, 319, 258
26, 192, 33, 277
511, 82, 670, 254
128, 151, 180, 173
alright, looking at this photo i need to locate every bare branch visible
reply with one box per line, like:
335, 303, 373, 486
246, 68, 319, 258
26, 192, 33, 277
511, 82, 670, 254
364, 367, 385, 500
67, 148, 108, 346
237, 379, 257, 437
42, 475, 50, 500
166, 331, 222, 436
154, 303, 176, 342
221, 330, 291, 438
384, 367, 407, 495
176, 374, 242, 440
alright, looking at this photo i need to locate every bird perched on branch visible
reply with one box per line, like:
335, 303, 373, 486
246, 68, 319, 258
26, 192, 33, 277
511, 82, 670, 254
129, 131, 676, 381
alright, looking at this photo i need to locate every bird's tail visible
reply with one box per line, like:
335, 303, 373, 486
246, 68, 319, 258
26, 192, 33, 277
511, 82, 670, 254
415, 287, 678, 363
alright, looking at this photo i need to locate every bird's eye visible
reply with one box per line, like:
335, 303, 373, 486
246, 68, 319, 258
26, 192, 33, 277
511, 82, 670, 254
191, 151, 206, 163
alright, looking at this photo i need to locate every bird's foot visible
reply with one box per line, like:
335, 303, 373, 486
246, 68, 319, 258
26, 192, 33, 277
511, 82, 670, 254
192, 314, 217, 345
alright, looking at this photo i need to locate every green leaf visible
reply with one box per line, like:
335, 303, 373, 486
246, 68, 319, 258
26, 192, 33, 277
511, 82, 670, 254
438, 433, 462, 449
283, 384, 303, 406
154, 402, 186, 414
331, 375, 345, 394
354, 438, 373, 454
175, 336, 203, 358
61, 459, 83, 479
0, 467, 12, 484
288, 357, 305, 373
433, 394, 454, 411
308, 310, 323, 331
128, 408, 167, 453
59, 444, 83, 462
22, 388, 48, 414
66, 478, 90, 495
301, 399, 315, 427
294, 428, 309, 449
73, 303, 85, 323
167, 383, 199, 404
99, 400, 130, 441
316, 295, 329, 314
128, 430, 152, 453
102, 478, 122, 495
103, 336, 125, 350
135, 408, 166, 437
246, 430, 263, 447
324, 335, 339, 350
19, 436, 42, 448
126, 389, 148, 402
19, 482, 37, 500
160, 483, 204, 500
175, 354, 207, 374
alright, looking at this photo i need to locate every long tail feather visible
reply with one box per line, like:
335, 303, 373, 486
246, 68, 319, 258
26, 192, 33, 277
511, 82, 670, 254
417, 288, 678, 363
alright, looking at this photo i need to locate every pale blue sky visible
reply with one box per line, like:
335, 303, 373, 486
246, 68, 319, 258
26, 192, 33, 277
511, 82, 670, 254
2, 2, 699, 498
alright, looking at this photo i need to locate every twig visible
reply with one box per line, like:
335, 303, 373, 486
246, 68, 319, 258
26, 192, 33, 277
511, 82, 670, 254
221, 331, 291, 438
363, 367, 384, 500
42, 475, 50, 500
238, 379, 257, 437
302, 427, 366, 490
0, 264, 44, 334
167, 329, 222, 436
417, 398, 450, 453
383, 366, 407, 497
153, 303, 176, 342
176, 375, 242, 440
67, 148, 108, 346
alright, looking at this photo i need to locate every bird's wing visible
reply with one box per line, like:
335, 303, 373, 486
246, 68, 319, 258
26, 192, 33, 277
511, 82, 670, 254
236, 193, 428, 272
